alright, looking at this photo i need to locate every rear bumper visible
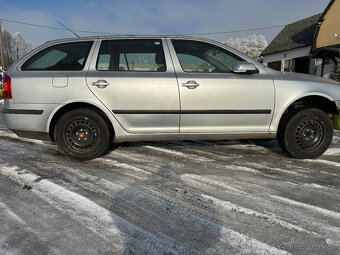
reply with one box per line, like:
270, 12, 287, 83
1, 103, 59, 133
11, 130, 51, 141
2, 110, 47, 133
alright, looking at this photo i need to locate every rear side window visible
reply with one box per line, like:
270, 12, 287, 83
22, 41, 93, 71
172, 40, 242, 73
97, 39, 166, 72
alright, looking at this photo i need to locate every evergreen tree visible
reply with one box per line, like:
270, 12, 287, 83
330, 54, 340, 82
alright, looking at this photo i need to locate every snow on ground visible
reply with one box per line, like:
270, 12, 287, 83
0, 106, 340, 254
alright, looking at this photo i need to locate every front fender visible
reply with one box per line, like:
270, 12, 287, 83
270, 92, 336, 132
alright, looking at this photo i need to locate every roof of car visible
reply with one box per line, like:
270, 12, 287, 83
261, 13, 322, 56
45, 34, 206, 44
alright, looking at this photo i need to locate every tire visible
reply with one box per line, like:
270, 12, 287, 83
282, 108, 333, 159
277, 108, 302, 153
54, 108, 111, 160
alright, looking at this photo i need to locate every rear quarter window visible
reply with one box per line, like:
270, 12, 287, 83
21, 41, 93, 71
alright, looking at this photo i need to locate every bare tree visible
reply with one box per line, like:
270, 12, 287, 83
0, 28, 32, 67
13, 32, 32, 60
223, 34, 268, 61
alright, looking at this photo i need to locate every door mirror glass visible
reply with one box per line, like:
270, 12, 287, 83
233, 62, 259, 74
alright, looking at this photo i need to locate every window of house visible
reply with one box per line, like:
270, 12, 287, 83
22, 41, 93, 71
96, 39, 166, 72
172, 40, 243, 73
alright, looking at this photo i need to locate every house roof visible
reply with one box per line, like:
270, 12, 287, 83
261, 13, 322, 56
311, 0, 336, 52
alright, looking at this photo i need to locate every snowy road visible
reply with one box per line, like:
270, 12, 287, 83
0, 106, 340, 255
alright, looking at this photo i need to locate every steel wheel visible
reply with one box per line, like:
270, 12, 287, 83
54, 108, 112, 160
65, 118, 98, 151
294, 118, 324, 151
283, 108, 333, 159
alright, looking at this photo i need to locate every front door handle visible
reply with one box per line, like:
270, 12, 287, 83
182, 81, 199, 89
92, 80, 110, 88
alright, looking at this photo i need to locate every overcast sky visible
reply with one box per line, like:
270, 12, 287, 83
0, 0, 330, 47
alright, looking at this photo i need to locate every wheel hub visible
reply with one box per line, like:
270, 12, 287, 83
65, 119, 98, 151
302, 128, 315, 139
295, 119, 323, 151
76, 129, 88, 139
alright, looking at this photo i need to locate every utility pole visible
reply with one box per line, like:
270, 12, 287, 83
0, 22, 5, 70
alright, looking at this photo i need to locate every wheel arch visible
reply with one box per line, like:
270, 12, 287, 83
276, 94, 338, 132
47, 101, 115, 142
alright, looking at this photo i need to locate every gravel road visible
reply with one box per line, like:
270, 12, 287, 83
0, 105, 339, 255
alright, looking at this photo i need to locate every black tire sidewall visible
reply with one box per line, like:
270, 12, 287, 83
277, 108, 304, 153
284, 108, 333, 159
54, 108, 111, 160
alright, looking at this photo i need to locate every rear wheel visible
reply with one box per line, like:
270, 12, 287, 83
281, 108, 333, 159
54, 108, 111, 160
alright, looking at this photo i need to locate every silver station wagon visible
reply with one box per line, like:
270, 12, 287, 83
2, 35, 340, 160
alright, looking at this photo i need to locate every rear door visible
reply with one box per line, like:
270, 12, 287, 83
86, 38, 180, 133
15, 41, 94, 104
167, 38, 275, 133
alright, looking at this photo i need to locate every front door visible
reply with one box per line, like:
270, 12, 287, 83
86, 39, 180, 133
167, 39, 275, 133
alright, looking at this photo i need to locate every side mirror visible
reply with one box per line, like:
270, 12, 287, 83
233, 62, 259, 74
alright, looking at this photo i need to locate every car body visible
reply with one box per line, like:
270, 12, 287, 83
0, 72, 3, 98
2, 35, 340, 160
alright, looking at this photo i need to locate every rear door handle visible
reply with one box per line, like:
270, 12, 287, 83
181, 81, 199, 89
92, 80, 110, 88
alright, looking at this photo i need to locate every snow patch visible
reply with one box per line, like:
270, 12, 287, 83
144, 145, 214, 162
181, 174, 248, 196
200, 193, 330, 243
323, 148, 340, 156
95, 158, 152, 176
271, 195, 340, 220
226, 165, 259, 174
309, 159, 340, 168
0, 201, 27, 225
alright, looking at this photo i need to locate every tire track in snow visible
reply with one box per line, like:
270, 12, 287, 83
181, 173, 340, 247
0, 201, 27, 226
0, 165, 199, 254
270, 195, 340, 220
198, 193, 339, 247
143, 145, 215, 162
0, 165, 294, 255
307, 159, 340, 168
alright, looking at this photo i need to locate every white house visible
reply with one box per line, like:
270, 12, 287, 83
261, 14, 324, 76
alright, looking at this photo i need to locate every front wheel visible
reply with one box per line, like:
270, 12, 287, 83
54, 108, 111, 160
281, 108, 333, 159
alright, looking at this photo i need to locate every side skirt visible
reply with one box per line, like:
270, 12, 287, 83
114, 132, 276, 143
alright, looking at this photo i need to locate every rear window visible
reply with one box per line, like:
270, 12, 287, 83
96, 39, 166, 72
21, 41, 93, 71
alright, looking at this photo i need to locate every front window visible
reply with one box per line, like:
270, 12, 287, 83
22, 41, 93, 71
97, 39, 166, 72
172, 40, 243, 73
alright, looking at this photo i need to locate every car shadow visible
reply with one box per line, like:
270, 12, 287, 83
108, 165, 222, 254
104, 138, 287, 158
